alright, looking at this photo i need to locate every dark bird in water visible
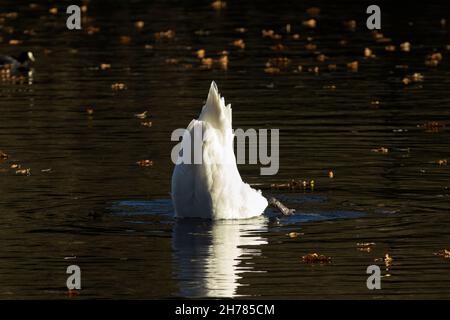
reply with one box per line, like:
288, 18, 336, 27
0, 51, 35, 74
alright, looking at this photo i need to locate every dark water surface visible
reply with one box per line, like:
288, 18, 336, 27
0, 1, 449, 299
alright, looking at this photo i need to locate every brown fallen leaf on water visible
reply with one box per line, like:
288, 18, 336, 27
86, 26, 100, 35
271, 43, 286, 51
309, 66, 320, 74
0, 150, 8, 160
100, 63, 111, 70
49, 7, 58, 15
402, 72, 424, 85
165, 58, 179, 65
262, 29, 282, 40
67, 289, 80, 298
111, 83, 127, 91
235, 27, 247, 33
357, 242, 376, 252
218, 53, 228, 70
134, 21, 145, 29
9, 39, 22, 45
328, 64, 337, 71
232, 39, 245, 49
446, 45, 450, 51
305, 43, 317, 51
211, 0, 226, 10
10, 164, 20, 169
264, 67, 280, 74
371, 147, 389, 154
16, 168, 31, 176
292, 34, 301, 40
328, 170, 334, 178
418, 121, 445, 133
316, 54, 327, 62
400, 42, 411, 52
141, 121, 152, 127
137, 160, 153, 167
436, 159, 448, 166
343, 20, 356, 31
201, 57, 214, 69
302, 253, 331, 263
364, 47, 373, 58
384, 253, 393, 268
347, 61, 359, 72
86, 107, 94, 115
288, 232, 304, 238
303, 19, 317, 29
433, 249, 450, 259
266, 57, 291, 68
425, 52, 442, 67
306, 7, 321, 16
119, 35, 131, 45
81, 5, 88, 13
385, 45, 396, 52
0, 11, 18, 19
154, 30, 175, 40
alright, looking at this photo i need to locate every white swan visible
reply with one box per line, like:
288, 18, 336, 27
171, 81, 268, 219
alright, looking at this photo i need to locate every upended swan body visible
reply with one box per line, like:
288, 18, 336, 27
171, 81, 268, 219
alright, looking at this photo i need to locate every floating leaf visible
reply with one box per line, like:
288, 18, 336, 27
347, 61, 359, 72
141, 121, 153, 128
111, 83, 127, 91
100, 63, 111, 70
135, 111, 148, 119
154, 30, 175, 40
16, 168, 31, 176
232, 39, 245, 49
134, 21, 145, 29
303, 19, 317, 29
384, 253, 393, 268
371, 147, 389, 154
288, 232, 304, 238
211, 1, 226, 10
302, 253, 331, 263
196, 49, 205, 59
137, 160, 153, 167
0, 150, 8, 160
357, 242, 376, 252
434, 249, 450, 259
400, 42, 411, 52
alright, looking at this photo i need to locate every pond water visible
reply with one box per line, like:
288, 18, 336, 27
0, 0, 449, 299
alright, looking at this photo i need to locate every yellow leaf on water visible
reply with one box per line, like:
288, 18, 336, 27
287, 232, 304, 238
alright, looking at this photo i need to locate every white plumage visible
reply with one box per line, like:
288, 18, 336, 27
171, 81, 268, 219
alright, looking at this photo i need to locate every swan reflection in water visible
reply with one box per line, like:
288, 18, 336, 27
172, 216, 268, 298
